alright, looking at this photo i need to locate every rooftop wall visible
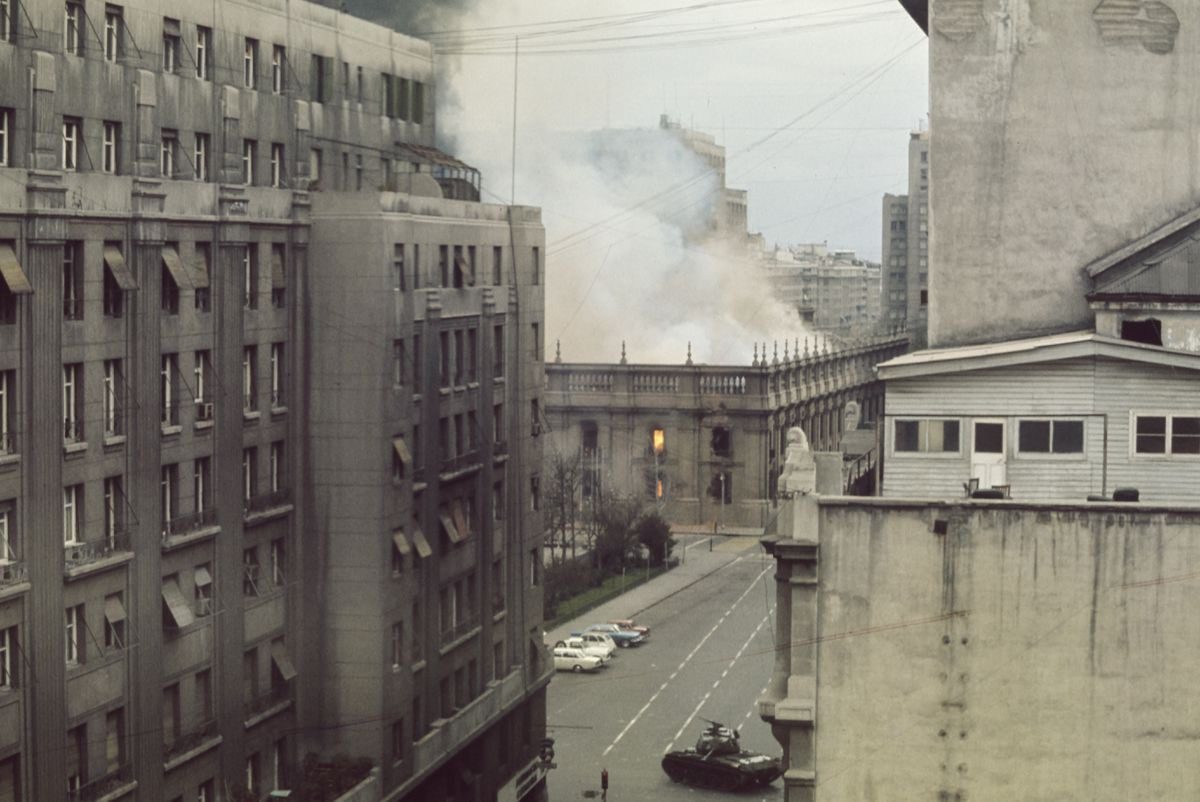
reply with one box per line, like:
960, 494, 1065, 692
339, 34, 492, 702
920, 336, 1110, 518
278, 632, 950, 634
928, 0, 1200, 346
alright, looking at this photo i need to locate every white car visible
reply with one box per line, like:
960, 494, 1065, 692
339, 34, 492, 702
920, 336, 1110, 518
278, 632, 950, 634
554, 637, 612, 665
569, 631, 617, 657
553, 646, 603, 673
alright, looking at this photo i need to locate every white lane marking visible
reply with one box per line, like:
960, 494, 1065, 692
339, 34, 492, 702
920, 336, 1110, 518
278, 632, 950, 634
601, 564, 771, 757
665, 612, 772, 752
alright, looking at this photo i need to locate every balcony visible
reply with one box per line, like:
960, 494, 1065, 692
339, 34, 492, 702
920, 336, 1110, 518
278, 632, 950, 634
68, 762, 134, 802
244, 684, 290, 725
163, 718, 218, 767
194, 400, 214, 424
64, 533, 132, 575
0, 560, 27, 589
244, 488, 292, 519
440, 614, 480, 648
162, 509, 217, 544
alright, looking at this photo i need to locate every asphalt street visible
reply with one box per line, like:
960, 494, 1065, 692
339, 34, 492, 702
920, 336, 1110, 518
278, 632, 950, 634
546, 537, 782, 802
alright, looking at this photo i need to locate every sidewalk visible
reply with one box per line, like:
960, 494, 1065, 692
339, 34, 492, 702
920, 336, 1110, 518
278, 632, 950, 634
545, 537, 763, 644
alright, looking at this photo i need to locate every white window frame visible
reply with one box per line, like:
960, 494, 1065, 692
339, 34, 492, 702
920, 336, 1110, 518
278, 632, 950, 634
62, 118, 79, 171
161, 131, 176, 177
1131, 411, 1200, 459
103, 359, 119, 435
103, 476, 119, 543
242, 347, 255, 411
195, 26, 211, 80
0, 627, 12, 688
1014, 417, 1087, 459
270, 343, 282, 405
65, 605, 79, 664
161, 465, 175, 526
391, 622, 402, 669
243, 38, 257, 89
272, 45, 284, 94
103, 6, 120, 62
194, 458, 208, 513
243, 448, 255, 502
0, 509, 9, 564
270, 539, 284, 586
63, 485, 80, 545
270, 143, 284, 187
890, 417, 962, 458
269, 441, 281, 492
64, 2, 82, 55
242, 139, 255, 185
194, 350, 207, 406
161, 353, 177, 425
163, 31, 178, 73
102, 121, 118, 174
0, 0, 12, 43
0, 108, 10, 167
63, 364, 80, 441
194, 133, 208, 181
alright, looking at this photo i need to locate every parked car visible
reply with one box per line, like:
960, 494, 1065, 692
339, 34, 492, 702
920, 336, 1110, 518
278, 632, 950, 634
568, 631, 618, 656
553, 637, 612, 665
586, 622, 648, 647
608, 619, 652, 638
553, 646, 603, 673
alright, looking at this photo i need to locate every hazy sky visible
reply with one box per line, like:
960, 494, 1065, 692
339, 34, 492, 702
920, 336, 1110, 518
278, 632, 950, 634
419, 0, 930, 262
337, 0, 929, 361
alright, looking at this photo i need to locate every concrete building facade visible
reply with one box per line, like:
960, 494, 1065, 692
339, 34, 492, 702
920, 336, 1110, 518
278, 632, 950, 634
543, 334, 906, 530
761, 244, 882, 337
0, 1, 548, 800
880, 130, 929, 345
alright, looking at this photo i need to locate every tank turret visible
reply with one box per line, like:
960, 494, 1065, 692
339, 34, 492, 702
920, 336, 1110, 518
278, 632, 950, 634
661, 720, 781, 791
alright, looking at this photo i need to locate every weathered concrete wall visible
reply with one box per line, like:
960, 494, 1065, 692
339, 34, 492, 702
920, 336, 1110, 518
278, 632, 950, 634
814, 499, 1200, 800
929, 0, 1200, 346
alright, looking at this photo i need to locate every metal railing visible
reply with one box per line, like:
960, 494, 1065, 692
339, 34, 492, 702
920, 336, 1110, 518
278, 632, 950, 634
0, 431, 14, 455
245, 488, 291, 515
440, 614, 480, 646
64, 533, 132, 571
163, 718, 217, 763
244, 684, 289, 720
68, 762, 133, 802
162, 508, 217, 540
0, 560, 26, 587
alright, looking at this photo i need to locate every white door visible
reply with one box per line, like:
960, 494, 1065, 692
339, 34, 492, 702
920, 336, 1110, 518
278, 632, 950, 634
971, 419, 1007, 489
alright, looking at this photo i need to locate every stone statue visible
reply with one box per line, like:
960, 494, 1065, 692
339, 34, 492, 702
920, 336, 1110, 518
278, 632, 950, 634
779, 427, 816, 497
843, 400, 861, 432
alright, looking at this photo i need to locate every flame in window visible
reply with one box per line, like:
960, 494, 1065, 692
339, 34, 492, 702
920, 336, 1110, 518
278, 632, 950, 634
652, 428, 665, 455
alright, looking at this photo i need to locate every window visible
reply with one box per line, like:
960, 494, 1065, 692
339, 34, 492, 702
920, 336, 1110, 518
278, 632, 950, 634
0, 508, 9, 564
270, 343, 284, 406
243, 547, 261, 596
310, 54, 331, 103
272, 45, 285, 94
67, 724, 85, 793
0, 627, 15, 688
198, 780, 214, 802
309, 148, 322, 186
194, 457, 210, 512
64, 2, 82, 55
161, 353, 178, 426
711, 426, 731, 457
243, 247, 258, 309
103, 476, 122, 544
195, 26, 212, 80
194, 350, 211, 420
530, 474, 540, 512
893, 419, 961, 453
340, 152, 348, 190
270, 538, 285, 586
105, 708, 124, 772
243, 346, 257, 411
194, 563, 212, 616
651, 426, 664, 455
161, 258, 179, 315
412, 81, 425, 123
62, 117, 79, 171
531, 246, 540, 285
438, 245, 449, 287
494, 403, 504, 444
103, 5, 122, 61
103, 359, 122, 436
65, 603, 84, 664
270, 143, 284, 187
195, 668, 212, 719
63, 363, 82, 442
439, 332, 450, 386
1017, 419, 1084, 455
194, 133, 209, 181
194, 243, 211, 311
161, 464, 177, 530
163, 19, 180, 72
62, 241, 83, 320
102, 121, 119, 173
0, 0, 13, 43
0, 108, 10, 166
391, 622, 402, 669
531, 322, 540, 361
356, 66, 364, 100
355, 153, 364, 190
493, 325, 504, 377
393, 339, 405, 388
1134, 414, 1200, 456
920, 289, 928, 306
244, 38, 258, 89
413, 244, 421, 289
162, 683, 180, 745
270, 244, 286, 307
103, 592, 125, 649
242, 139, 256, 185
270, 440, 283, 492
243, 447, 257, 503
161, 129, 177, 177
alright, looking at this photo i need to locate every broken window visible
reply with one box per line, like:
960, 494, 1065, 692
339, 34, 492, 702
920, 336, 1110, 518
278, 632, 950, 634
651, 427, 665, 456
708, 471, 732, 503
711, 426, 731, 457
1120, 318, 1162, 346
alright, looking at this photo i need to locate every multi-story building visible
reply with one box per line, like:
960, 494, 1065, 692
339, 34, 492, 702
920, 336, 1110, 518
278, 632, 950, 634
658, 115, 750, 241
0, 1, 548, 801
880, 130, 929, 344
760, 243, 882, 336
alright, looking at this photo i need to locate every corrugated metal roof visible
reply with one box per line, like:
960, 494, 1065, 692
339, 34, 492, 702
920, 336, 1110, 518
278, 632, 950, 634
878, 330, 1200, 380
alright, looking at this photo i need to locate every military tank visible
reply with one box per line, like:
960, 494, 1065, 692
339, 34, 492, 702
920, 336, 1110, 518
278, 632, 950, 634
661, 720, 782, 791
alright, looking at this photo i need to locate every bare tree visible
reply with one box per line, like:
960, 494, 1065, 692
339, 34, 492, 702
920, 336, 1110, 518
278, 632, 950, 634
544, 452, 581, 563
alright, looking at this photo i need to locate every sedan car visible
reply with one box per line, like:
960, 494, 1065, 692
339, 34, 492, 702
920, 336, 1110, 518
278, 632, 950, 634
553, 646, 603, 673
569, 631, 619, 656
554, 637, 612, 665
608, 619, 652, 638
585, 623, 647, 648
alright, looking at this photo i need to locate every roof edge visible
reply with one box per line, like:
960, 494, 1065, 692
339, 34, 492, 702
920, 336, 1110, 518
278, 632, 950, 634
897, 0, 929, 33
